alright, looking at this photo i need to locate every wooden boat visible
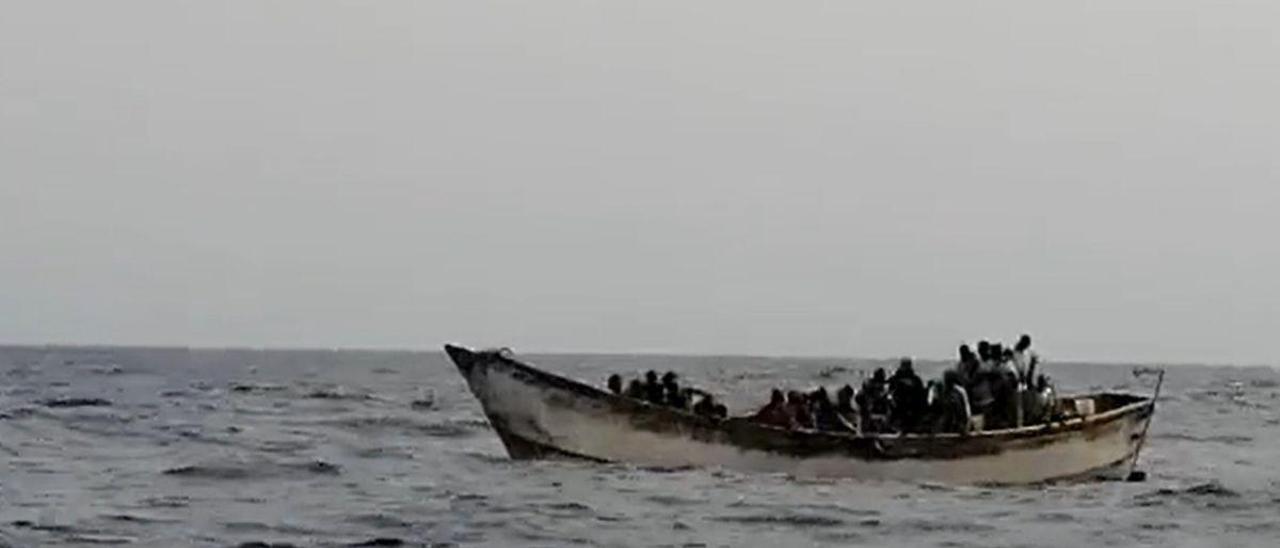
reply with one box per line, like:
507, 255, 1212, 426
444, 344, 1158, 485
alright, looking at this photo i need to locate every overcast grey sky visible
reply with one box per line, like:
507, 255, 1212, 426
2, 2, 1278, 364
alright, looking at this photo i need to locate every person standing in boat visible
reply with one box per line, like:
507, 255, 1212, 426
1011, 334, 1035, 384
967, 342, 997, 422
643, 370, 664, 404
856, 368, 890, 433
662, 372, 688, 409
835, 384, 858, 432
989, 347, 1023, 428
956, 344, 980, 387
889, 358, 927, 433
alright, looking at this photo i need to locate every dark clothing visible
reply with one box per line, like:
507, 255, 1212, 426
860, 379, 890, 415
625, 381, 645, 400
856, 378, 890, 432
751, 402, 796, 429
644, 383, 665, 405
666, 388, 688, 410
835, 401, 857, 430
889, 370, 927, 432
787, 399, 814, 429
814, 401, 856, 433
692, 396, 715, 417
935, 385, 972, 434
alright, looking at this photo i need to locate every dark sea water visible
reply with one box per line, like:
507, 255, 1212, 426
1, 346, 1277, 547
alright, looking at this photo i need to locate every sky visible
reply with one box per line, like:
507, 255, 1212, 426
2, 1, 1278, 364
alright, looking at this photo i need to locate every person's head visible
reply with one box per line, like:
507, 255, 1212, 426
787, 390, 805, 404
977, 340, 991, 359
814, 386, 831, 403
1002, 348, 1014, 361
1016, 334, 1032, 352
662, 371, 678, 386
897, 357, 914, 374
770, 388, 785, 405
713, 403, 728, 418
627, 379, 642, 394
943, 369, 960, 388
837, 384, 854, 405
607, 374, 622, 394
645, 370, 658, 384
1036, 374, 1049, 391
873, 368, 887, 382
991, 343, 1005, 359
959, 344, 974, 362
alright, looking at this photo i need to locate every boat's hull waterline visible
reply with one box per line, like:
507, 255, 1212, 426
445, 345, 1155, 485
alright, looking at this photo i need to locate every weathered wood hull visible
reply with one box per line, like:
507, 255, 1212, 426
445, 345, 1155, 485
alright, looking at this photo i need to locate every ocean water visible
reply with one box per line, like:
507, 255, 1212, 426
1, 346, 1277, 548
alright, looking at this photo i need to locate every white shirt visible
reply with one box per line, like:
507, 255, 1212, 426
1012, 350, 1037, 382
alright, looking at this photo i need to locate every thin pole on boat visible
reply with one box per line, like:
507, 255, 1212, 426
1126, 367, 1164, 482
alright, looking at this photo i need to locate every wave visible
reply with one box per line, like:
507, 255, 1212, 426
1153, 433, 1253, 445
709, 513, 845, 527
40, 397, 112, 408
163, 458, 341, 480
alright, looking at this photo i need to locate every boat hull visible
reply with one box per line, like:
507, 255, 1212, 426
445, 345, 1154, 485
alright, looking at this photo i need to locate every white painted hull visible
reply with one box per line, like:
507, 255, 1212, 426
446, 345, 1154, 485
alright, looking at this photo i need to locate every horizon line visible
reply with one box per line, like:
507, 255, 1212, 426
0, 340, 1269, 369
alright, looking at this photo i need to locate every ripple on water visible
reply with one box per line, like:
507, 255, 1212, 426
708, 513, 846, 527
345, 513, 414, 529
162, 458, 341, 480
40, 397, 112, 408
319, 415, 486, 438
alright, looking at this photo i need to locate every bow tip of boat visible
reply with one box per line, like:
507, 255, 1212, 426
443, 343, 476, 374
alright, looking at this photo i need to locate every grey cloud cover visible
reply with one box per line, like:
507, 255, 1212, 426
2, 1, 1277, 364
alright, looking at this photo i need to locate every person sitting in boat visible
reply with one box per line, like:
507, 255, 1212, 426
935, 369, 973, 434
693, 393, 728, 420
889, 357, 927, 433
607, 374, 623, 395
1024, 374, 1058, 424
692, 393, 713, 417
835, 384, 858, 430
787, 390, 816, 429
644, 370, 665, 405
625, 378, 646, 400
751, 388, 796, 429
811, 387, 856, 433
856, 368, 890, 433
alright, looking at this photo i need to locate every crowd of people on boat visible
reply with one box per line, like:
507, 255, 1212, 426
606, 370, 729, 420
603, 334, 1061, 435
